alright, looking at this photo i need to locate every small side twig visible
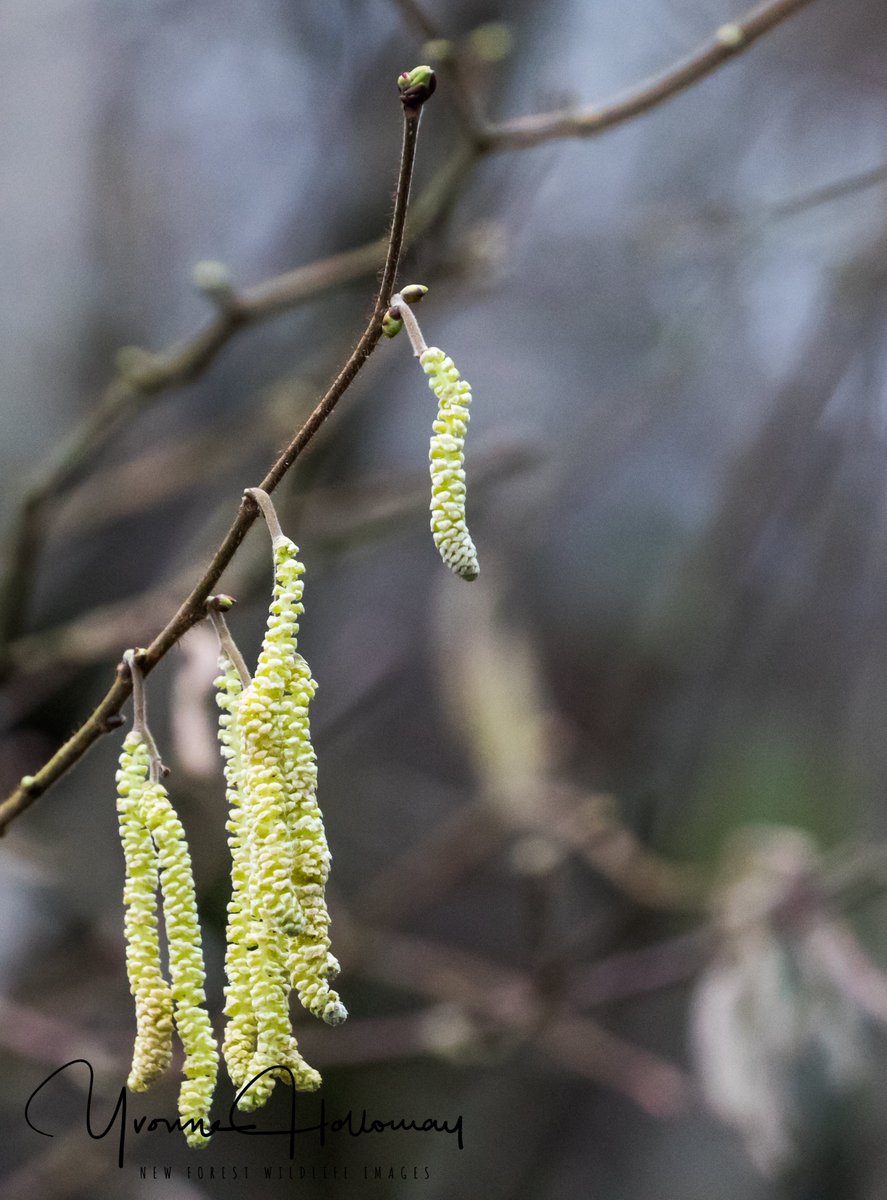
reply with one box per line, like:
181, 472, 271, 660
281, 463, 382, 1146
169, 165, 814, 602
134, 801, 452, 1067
123, 649, 165, 783
206, 597, 252, 690
243, 487, 285, 546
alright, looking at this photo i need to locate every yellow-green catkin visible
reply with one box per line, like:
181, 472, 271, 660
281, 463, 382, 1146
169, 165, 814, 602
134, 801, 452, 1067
420, 346, 479, 581
280, 648, 347, 1028
215, 652, 257, 1091
268, 542, 346, 1027
233, 535, 341, 1108
237, 552, 302, 1106
140, 778, 219, 1147
116, 732, 173, 1092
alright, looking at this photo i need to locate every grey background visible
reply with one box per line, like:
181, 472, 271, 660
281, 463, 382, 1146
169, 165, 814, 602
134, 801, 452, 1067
2, 1, 887, 1197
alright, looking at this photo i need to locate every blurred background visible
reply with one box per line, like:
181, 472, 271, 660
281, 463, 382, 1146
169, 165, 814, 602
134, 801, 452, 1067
2, 0, 887, 1196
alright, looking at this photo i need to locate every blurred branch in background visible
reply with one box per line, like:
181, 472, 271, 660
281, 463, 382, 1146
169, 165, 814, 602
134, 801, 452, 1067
765, 161, 887, 220
0, 0, 822, 834
4, 1, 884, 1193
479, 0, 822, 151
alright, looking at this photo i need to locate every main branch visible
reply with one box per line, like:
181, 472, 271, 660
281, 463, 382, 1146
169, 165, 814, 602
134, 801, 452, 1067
0, 142, 471, 665
0, 81, 428, 834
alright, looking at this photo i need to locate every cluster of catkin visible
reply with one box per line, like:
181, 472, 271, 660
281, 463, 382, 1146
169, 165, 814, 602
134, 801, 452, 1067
115, 723, 218, 1146
216, 523, 346, 1112
115, 494, 344, 1143
113, 274, 475, 1148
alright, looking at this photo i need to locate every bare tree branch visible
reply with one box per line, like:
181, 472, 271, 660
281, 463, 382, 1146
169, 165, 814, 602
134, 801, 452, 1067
480, 0, 821, 152
0, 143, 473, 662
0, 0, 825, 830
0, 81, 431, 833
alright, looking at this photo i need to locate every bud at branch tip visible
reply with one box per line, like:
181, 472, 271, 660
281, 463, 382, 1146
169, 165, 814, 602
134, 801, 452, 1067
397, 65, 436, 111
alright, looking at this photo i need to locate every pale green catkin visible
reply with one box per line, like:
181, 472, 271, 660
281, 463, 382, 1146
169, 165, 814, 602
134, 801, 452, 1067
420, 346, 479, 581
116, 732, 173, 1091
140, 778, 219, 1147
215, 652, 257, 1090
237, 586, 302, 1105
269, 543, 346, 1026
229, 535, 341, 1109
281, 651, 346, 1026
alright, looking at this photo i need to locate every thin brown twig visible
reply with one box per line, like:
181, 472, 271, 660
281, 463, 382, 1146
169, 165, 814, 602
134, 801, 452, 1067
0, 0, 824, 826
0, 142, 473, 664
0, 83, 429, 834
0, 0, 820, 660
479, 0, 821, 152
206, 601, 252, 690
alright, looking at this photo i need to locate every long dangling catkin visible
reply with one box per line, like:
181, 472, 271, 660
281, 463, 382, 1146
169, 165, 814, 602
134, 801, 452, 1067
211, 494, 345, 1111
419, 346, 479, 581
231, 532, 340, 1108
116, 731, 174, 1092
218, 645, 316, 1110
281, 647, 346, 1027
237, 560, 303, 1105
140, 778, 219, 1147
263, 542, 346, 1027
215, 651, 257, 1090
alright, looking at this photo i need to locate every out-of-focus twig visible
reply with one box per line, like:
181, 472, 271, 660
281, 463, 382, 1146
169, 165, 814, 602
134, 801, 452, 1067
540, 1018, 689, 1118
0, 997, 123, 1074
765, 162, 887, 220
3, 433, 535, 683
351, 802, 504, 927
302, 432, 536, 549
480, 0, 820, 152
572, 928, 713, 1008
345, 926, 691, 1115
296, 1012, 439, 1068
540, 783, 709, 913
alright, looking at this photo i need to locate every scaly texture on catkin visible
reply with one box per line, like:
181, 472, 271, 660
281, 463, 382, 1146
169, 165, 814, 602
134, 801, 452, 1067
215, 652, 257, 1091
116, 732, 174, 1092
420, 346, 479, 581
225, 535, 342, 1111
140, 778, 219, 1147
115, 729, 218, 1147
